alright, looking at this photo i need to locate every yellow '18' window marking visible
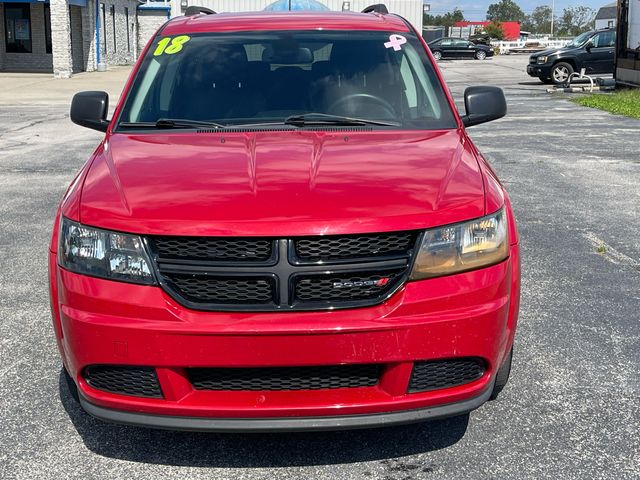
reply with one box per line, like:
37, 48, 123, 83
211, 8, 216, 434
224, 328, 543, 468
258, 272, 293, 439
153, 35, 191, 56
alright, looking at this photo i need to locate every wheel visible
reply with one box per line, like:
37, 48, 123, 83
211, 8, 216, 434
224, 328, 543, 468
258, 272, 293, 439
490, 347, 513, 400
432, 50, 442, 61
63, 366, 80, 403
475, 50, 487, 60
550, 62, 574, 85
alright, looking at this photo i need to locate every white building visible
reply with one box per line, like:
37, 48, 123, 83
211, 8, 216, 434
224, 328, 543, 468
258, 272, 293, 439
595, 2, 617, 30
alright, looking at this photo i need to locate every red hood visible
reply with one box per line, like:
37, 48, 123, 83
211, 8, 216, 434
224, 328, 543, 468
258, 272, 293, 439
78, 130, 485, 236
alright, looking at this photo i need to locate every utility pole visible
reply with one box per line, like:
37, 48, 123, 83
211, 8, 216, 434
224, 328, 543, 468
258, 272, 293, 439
550, 0, 555, 37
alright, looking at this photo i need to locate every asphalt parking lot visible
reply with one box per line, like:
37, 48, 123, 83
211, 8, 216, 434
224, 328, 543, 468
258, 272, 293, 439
1, 55, 638, 479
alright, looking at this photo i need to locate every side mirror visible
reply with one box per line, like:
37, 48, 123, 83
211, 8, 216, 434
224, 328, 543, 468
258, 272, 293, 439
70, 91, 109, 132
461, 86, 507, 128
585, 40, 594, 51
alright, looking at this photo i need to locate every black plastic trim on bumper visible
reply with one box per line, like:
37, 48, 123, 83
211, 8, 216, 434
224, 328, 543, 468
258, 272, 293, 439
78, 379, 494, 432
527, 64, 552, 77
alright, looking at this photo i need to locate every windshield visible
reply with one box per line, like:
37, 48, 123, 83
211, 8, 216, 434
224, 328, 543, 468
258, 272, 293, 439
116, 30, 457, 130
566, 31, 593, 48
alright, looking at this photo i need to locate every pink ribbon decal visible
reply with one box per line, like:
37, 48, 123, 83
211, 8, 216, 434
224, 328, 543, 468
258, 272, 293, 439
384, 34, 407, 51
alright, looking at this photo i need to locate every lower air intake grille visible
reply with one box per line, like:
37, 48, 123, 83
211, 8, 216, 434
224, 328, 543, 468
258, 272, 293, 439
408, 358, 485, 393
84, 365, 163, 398
188, 364, 380, 391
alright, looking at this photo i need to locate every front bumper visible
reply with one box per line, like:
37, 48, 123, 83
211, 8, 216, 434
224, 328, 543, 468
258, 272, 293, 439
78, 378, 496, 432
50, 245, 520, 430
527, 63, 552, 77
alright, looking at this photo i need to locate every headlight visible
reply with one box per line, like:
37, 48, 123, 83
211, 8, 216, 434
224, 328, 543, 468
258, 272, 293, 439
58, 218, 156, 284
410, 209, 508, 280
537, 56, 548, 64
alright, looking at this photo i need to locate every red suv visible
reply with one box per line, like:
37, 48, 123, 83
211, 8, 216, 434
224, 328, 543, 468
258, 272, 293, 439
50, 6, 520, 431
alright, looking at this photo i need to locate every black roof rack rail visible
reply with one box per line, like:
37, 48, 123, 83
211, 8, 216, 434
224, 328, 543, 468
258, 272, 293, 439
361, 4, 389, 14
184, 6, 216, 16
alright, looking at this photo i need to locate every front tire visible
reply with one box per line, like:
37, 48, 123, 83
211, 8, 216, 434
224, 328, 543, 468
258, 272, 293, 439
63, 367, 80, 403
432, 50, 442, 61
551, 62, 574, 84
475, 50, 487, 60
490, 348, 513, 400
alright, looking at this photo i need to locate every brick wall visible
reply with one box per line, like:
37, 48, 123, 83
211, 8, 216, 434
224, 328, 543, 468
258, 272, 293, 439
70, 5, 84, 73
96, 0, 139, 66
81, 0, 97, 72
0, 3, 53, 72
51, 0, 72, 77
0, 6, 3, 70
138, 9, 169, 54
1, 0, 158, 76
47, 0, 138, 76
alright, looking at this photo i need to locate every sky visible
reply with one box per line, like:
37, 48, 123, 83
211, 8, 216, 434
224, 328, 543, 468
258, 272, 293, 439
425, 0, 611, 21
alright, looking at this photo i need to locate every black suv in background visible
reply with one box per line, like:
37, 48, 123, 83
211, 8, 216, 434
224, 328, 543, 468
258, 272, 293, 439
527, 28, 616, 84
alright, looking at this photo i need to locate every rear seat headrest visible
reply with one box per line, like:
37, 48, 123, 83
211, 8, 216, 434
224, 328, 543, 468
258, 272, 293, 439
312, 61, 333, 79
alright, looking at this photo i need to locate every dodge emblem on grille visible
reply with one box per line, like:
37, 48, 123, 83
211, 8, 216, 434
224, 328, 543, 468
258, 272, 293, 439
332, 278, 390, 289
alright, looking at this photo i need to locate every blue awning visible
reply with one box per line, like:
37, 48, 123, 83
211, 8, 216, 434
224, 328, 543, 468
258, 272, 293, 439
137, 3, 171, 10
264, 0, 329, 11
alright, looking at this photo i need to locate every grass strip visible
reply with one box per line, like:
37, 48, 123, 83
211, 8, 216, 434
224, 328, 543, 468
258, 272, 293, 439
571, 89, 640, 119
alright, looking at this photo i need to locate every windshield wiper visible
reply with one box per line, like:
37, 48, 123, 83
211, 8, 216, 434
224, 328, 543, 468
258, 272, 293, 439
119, 115, 398, 130
119, 118, 225, 129
284, 113, 400, 127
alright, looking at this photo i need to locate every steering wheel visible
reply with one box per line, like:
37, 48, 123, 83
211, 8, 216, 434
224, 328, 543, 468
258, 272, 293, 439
327, 93, 396, 118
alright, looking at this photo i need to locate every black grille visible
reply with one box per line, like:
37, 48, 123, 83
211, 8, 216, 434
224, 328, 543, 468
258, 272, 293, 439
147, 232, 418, 311
295, 269, 405, 302
295, 232, 417, 262
149, 236, 273, 262
408, 358, 485, 393
188, 364, 380, 391
84, 365, 163, 398
165, 274, 275, 304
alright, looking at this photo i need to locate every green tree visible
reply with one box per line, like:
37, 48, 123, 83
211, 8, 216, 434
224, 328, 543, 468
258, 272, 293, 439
423, 7, 465, 28
485, 20, 506, 39
520, 15, 535, 33
530, 5, 553, 34
557, 6, 595, 36
486, 0, 526, 23
447, 7, 465, 25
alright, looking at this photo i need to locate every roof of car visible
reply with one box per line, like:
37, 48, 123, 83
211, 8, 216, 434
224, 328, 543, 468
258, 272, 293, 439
428, 37, 467, 43
161, 11, 412, 36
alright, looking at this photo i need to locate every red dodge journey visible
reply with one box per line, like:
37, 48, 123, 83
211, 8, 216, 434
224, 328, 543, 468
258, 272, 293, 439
50, 5, 520, 431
